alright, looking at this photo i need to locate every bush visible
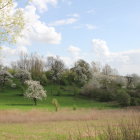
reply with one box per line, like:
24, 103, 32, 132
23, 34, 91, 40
39, 74, 48, 85
72, 104, 77, 110
97, 89, 115, 102
130, 97, 138, 106
52, 98, 59, 112
116, 89, 131, 107
81, 83, 115, 102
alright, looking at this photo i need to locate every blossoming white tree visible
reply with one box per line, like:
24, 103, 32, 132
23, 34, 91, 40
0, 69, 13, 87
15, 69, 31, 84
0, 0, 24, 44
72, 59, 92, 85
0, 0, 25, 65
24, 80, 47, 106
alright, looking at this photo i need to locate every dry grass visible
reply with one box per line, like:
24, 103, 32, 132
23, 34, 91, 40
0, 108, 140, 140
0, 107, 140, 123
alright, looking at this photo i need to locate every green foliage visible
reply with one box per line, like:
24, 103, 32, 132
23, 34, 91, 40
52, 98, 59, 111
72, 59, 92, 86
81, 82, 115, 102
130, 97, 138, 106
35, 74, 48, 86
56, 89, 61, 96
15, 69, 31, 84
72, 104, 77, 110
116, 89, 131, 107
73, 87, 79, 96
0, 85, 117, 110
46, 56, 65, 83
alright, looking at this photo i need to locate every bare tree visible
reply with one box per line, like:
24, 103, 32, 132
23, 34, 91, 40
102, 64, 118, 76
11, 53, 45, 79
91, 61, 101, 73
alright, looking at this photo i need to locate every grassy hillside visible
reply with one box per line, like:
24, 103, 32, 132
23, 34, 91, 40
0, 85, 118, 110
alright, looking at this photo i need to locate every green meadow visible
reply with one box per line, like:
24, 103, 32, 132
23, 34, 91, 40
0, 85, 118, 110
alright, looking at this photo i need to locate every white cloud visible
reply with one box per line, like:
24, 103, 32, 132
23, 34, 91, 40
60, 56, 73, 67
54, 42, 140, 75
30, 0, 58, 13
68, 45, 81, 57
49, 17, 78, 26
73, 24, 97, 30
92, 39, 110, 57
86, 24, 97, 30
92, 39, 140, 75
1, 46, 28, 66
17, 5, 61, 46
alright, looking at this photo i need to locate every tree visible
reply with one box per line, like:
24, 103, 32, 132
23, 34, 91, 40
102, 64, 118, 76
0, 0, 24, 44
72, 59, 92, 86
15, 69, 31, 84
0, 69, 13, 87
130, 74, 140, 88
24, 80, 47, 105
91, 61, 101, 73
46, 56, 65, 83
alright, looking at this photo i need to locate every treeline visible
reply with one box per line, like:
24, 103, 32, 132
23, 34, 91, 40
0, 53, 140, 107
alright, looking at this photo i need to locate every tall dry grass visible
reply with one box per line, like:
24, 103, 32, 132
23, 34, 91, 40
0, 108, 140, 140
0, 108, 139, 123
67, 116, 140, 140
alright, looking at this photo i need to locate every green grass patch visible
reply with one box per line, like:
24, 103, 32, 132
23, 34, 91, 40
0, 85, 119, 110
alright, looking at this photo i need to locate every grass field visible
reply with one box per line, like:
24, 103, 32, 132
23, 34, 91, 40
0, 85, 118, 110
0, 108, 139, 140
0, 86, 139, 140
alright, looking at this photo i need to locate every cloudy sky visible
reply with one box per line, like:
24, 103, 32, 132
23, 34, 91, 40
1, 0, 140, 75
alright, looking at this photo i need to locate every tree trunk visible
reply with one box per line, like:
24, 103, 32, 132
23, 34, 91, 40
33, 98, 37, 106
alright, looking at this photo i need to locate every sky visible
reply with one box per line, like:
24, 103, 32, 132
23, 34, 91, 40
1, 0, 140, 75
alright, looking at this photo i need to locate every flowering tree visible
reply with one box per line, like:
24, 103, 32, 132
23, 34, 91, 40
0, 0, 24, 44
0, 0, 25, 65
72, 59, 92, 86
46, 56, 65, 83
24, 80, 47, 105
15, 69, 31, 84
0, 69, 13, 87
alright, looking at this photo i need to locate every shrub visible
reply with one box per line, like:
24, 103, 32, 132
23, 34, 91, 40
116, 89, 131, 107
96, 89, 115, 102
72, 104, 77, 110
130, 97, 138, 106
52, 98, 59, 112
81, 81, 115, 102
38, 74, 48, 85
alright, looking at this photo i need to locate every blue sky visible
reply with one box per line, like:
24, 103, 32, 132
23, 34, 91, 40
44, 0, 140, 51
2, 0, 140, 75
